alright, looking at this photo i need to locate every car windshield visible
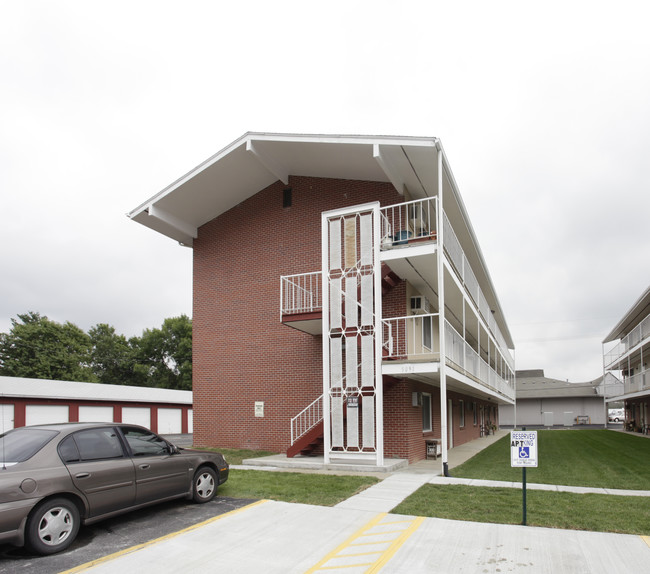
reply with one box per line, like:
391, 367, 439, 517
0, 428, 59, 464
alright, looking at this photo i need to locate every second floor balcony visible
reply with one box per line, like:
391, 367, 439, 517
604, 313, 650, 370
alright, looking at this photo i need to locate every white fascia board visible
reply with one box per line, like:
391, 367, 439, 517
245, 132, 438, 148
373, 144, 405, 195
246, 140, 289, 185
382, 362, 440, 376
148, 205, 198, 241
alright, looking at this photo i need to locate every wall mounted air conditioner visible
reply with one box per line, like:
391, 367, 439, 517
412, 392, 422, 407
410, 296, 430, 314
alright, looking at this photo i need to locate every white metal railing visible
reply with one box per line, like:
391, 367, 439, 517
604, 313, 650, 368
382, 314, 439, 359
281, 272, 322, 315
444, 321, 515, 401
290, 395, 323, 445
623, 369, 650, 395
380, 197, 437, 247
442, 211, 515, 371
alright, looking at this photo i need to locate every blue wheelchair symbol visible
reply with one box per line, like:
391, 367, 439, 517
518, 446, 530, 458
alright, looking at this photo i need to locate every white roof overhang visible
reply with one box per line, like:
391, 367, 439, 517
128, 131, 515, 350
127, 132, 440, 247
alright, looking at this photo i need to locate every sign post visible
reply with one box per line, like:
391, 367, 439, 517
510, 428, 538, 526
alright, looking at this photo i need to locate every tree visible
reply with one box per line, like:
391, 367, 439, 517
130, 315, 192, 390
88, 323, 134, 385
0, 312, 97, 382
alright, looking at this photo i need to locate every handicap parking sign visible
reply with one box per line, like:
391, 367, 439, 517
511, 431, 538, 467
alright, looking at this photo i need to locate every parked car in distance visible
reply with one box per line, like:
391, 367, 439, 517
608, 409, 624, 423
0, 422, 229, 555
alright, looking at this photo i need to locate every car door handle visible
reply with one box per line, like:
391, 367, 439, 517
75, 472, 90, 479
139, 464, 150, 470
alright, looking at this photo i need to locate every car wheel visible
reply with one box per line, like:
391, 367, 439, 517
25, 498, 80, 555
193, 467, 218, 503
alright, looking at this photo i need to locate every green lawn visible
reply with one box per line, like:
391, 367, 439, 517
219, 469, 379, 506
452, 430, 650, 489
392, 485, 650, 535
393, 430, 650, 535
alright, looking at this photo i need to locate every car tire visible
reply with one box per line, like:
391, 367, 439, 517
25, 497, 80, 555
193, 467, 218, 503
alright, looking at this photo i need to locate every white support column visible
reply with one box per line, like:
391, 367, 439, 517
321, 211, 331, 464
373, 203, 384, 465
436, 143, 449, 475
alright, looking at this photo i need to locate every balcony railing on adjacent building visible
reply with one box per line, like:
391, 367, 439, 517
604, 313, 650, 369
623, 369, 650, 396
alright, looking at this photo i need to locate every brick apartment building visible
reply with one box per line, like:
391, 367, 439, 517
129, 133, 515, 469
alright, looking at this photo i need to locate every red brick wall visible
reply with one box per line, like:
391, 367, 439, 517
192, 176, 404, 451
192, 174, 503, 461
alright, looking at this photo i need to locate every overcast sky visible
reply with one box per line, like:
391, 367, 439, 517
1, 1, 649, 383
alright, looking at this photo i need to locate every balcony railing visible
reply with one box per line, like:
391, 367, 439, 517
442, 211, 514, 370
381, 315, 514, 401
623, 369, 650, 396
280, 197, 513, 373
380, 197, 437, 247
382, 314, 440, 359
604, 313, 650, 369
444, 320, 515, 401
281, 272, 322, 315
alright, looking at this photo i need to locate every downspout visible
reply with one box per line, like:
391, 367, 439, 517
435, 141, 450, 477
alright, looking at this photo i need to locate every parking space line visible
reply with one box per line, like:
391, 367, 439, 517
305, 513, 424, 573
642, 536, 650, 548
60, 500, 269, 574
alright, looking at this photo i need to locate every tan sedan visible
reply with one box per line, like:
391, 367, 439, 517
0, 422, 229, 555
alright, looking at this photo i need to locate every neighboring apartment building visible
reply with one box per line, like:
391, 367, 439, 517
603, 286, 650, 433
499, 370, 615, 428
129, 133, 515, 468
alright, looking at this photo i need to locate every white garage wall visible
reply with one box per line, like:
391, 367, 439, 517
78, 405, 115, 423
26, 405, 69, 426
1, 404, 15, 432
122, 407, 151, 429
158, 408, 182, 434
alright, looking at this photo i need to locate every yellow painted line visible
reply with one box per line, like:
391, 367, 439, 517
60, 500, 269, 574
642, 535, 650, 548
305, 513, 425, 573
366, 516, 425, 573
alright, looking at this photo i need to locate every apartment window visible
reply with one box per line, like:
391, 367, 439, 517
422, 393, 432, 432
422, 315, 432, 350
459, 400, 465, 428
473, 402, 478, 425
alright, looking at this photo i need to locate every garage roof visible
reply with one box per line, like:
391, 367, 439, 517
0, 376, 192, 405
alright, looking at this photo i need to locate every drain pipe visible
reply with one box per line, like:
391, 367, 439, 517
443, 461, 450, 477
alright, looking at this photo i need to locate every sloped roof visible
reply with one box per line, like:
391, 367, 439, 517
0, 376, 192, 405
128, 132, 516, 349
603, 285, 650, 343
515, 370, 600, 399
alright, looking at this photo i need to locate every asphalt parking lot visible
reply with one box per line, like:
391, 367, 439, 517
0, 496, 254, 574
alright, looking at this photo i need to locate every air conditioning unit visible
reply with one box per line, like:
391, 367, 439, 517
412, 392, 422, 407
410, 296, 430, 314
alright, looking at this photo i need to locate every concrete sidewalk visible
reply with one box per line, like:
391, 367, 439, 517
68, 499, 650, 574
69, 431, 650, 573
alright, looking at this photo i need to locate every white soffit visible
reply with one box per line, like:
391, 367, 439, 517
128, 132, 439, 247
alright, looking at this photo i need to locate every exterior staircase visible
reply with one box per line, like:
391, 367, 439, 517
286, 263, 402, 458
